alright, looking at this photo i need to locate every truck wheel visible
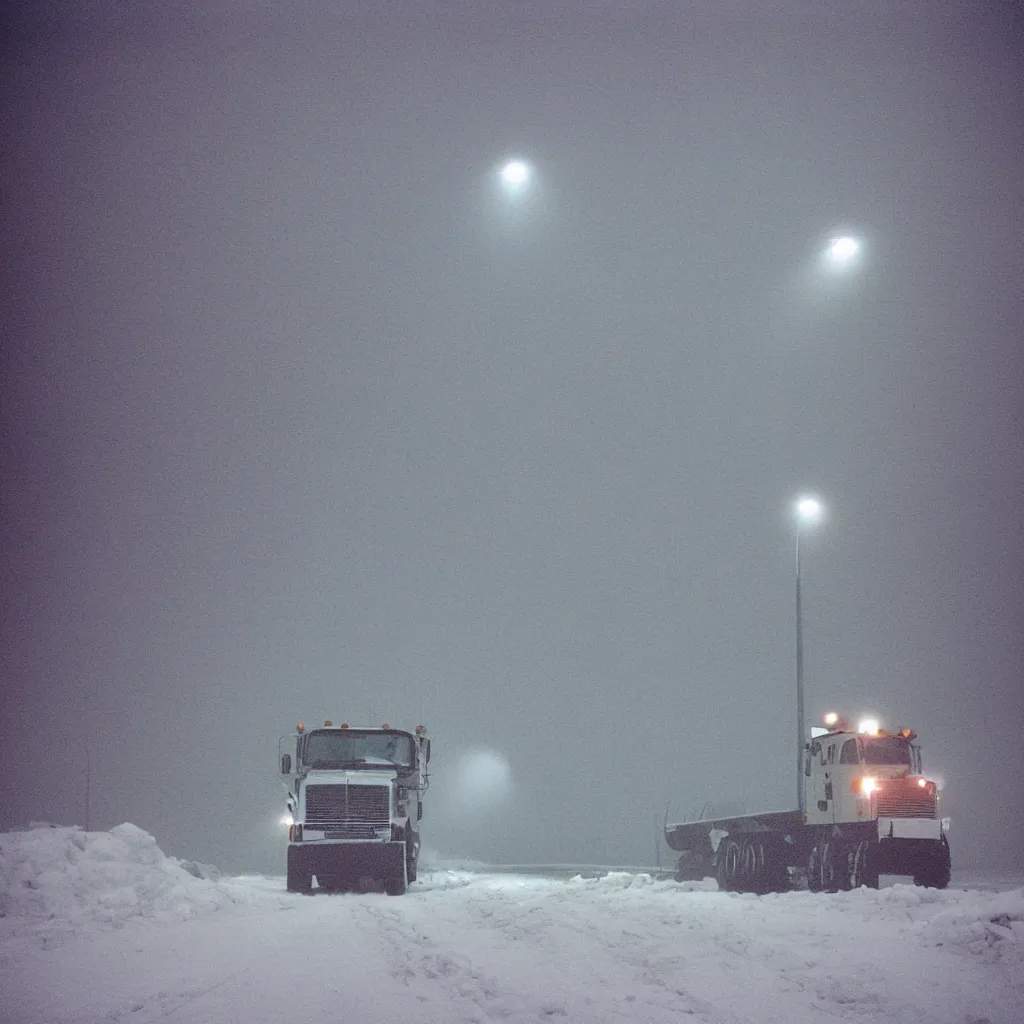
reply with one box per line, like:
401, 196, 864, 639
822, 840, 849, 893
716, 839, 742, 892
674, 851, 705, 882
286, 847, 312, 894
913, 836, 951, 889
851, 841, 879, 889
806, 844, 824, 893
740, 839, 762, 893
758, 841, 789, 894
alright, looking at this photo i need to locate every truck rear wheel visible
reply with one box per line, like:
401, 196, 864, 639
716, 839, 742, 892
756, 840, 789, 894
674, 851, 702, 882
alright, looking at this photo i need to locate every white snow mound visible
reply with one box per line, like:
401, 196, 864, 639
0, 823, 239, 947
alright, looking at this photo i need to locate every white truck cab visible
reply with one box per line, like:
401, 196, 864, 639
803, 716, 949, 889
280, 721, 430, 895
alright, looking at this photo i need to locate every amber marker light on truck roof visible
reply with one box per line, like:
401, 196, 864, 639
858, 718, 880, 735
824, 712, 839, 728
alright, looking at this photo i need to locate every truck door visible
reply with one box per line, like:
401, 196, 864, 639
819, 741, 835, 819
832, 738, 861, 823
807, 740, 838, 824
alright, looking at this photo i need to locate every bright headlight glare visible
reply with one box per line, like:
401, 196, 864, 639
853, 776, 878, 796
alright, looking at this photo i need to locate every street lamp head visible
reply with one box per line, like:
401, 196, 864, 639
500, 159, 531, 189
826, 235, 860, 266
795, 496, 824, 525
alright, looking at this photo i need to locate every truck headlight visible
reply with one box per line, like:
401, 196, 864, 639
851, 776, 878, 796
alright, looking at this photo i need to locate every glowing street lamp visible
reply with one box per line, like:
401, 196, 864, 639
825, 235, 861, 268
794, 494, 825, 813
796, 496, 823, 525
499, 159, 532, 194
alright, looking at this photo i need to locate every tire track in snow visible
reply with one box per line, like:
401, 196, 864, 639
356, 875, 719, 1022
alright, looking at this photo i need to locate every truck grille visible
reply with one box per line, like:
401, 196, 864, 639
875, 780, 936, 819
305, 784, 390, 838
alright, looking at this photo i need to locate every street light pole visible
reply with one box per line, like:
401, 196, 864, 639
793, 496, 823, 815
795, 524, 806, 815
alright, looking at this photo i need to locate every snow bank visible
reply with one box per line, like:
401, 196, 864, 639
928, 887, 1024, 957
0, 823, 240, 949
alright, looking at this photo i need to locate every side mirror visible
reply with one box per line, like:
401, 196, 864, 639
280, 754, 292, 775
425, 740, 431, 764
417, 801, 424, 821
804, 754, 813, 777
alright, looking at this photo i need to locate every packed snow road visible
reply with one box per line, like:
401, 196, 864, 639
1, 827, 1022, 1024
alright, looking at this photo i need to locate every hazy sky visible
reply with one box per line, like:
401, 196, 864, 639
2, 1, 1022, 872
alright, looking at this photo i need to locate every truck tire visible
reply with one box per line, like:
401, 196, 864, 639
913, 836, 951, 889
286, 847, 312, 894
758, 840, 790, 894
851, 841, 879, 889
822, 839, 850, 893
674, 850, 707, 882
806, 843, 824, 893
716, 838, 742, 892
739, 838, 761, 893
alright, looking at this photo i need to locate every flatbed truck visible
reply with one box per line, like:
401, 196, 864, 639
665, 714, 951, 892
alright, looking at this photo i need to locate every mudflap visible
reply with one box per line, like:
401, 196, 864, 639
303, 842, 408, 894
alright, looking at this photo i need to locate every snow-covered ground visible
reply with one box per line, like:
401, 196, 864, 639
2, 825, 1022, 1023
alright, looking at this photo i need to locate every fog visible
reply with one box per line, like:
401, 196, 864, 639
2, 1, 1022, 874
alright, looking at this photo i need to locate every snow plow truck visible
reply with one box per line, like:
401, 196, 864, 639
665, 713, 951, 893
280, 722, 431, 894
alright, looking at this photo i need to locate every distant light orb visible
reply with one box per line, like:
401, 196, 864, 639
827, 236, 860, 264
795, 496, 824, 525
500, 159, 531, 188
452, 748, 513, 810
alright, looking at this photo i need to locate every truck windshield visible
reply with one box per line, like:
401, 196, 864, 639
860, 737, 911, 765
303, 731, 414, 769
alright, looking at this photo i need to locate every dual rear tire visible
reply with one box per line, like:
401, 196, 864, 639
808, 837, 879, 892
715, 837, 788, 894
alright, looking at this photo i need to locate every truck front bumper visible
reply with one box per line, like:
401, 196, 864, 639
877, 817, 942, 841
288, 840, 406, 885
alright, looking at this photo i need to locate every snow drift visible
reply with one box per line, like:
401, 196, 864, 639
0, 823, 243, 949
